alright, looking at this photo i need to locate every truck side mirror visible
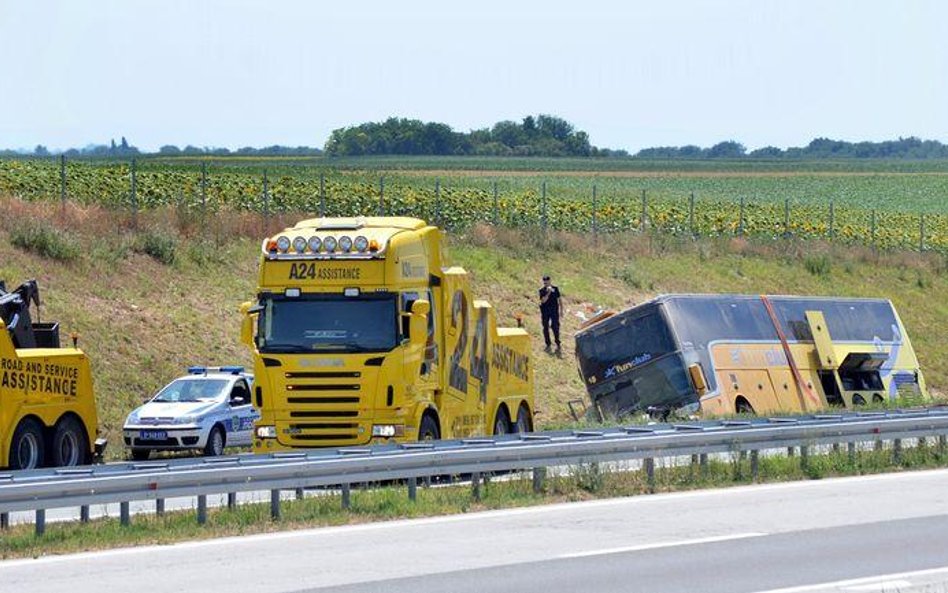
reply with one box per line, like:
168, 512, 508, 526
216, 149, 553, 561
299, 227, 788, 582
239, 301, 257, 348
409, 299, 430, 348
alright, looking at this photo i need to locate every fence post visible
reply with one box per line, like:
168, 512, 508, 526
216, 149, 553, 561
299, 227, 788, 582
592, 185, 598, 244
783, 199, 790, 238
644, 457, 655, 493
59, 154, 67, 211
200, 161, 208, 230
492, 181, 499, 225
920, 214, 925, 252
532, 467, 546, 493
35, 509, 46, 536
541, 181, 548, 235
319, 172, 326, 217
828, 201, 835, 240
871, 209, 877, 250
738, 197, 745, 236
262, 170, 270, 229
378, 175, 385, 216
270, 489, 281, 520
689, 191, 695, 236
341, 483, 351, 510
197, 495, 207, 525
640, 189, 647, 232
435, 178, 441, 227
130, 158, 138, 229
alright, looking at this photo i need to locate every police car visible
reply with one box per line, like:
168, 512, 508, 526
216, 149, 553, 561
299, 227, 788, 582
123, 366, 259, 460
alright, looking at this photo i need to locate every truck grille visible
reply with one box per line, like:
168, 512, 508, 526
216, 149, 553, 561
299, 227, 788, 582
278, 370, 367, 445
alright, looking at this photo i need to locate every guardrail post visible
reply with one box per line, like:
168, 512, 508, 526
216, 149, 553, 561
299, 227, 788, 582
733, 450, 745, 481
80, 505, 90, 523
408, 477, 417, 502
295, 488, 304, 501
156, 498, 165, 516
197, 495, 207, 525
848, 441, 857, 466
532, 467, 546, 493
699, 453, 708, 475
644, 457, 655, 493
1, 512, 9, 530
750, 450, 759, 482
800, 445, 809, 471
472, 472, 482, 501
940, 435, 947, 454
120, 502, 130, 526
874, 439, 884, 452
787, 446, 796, 457
227, 493, 237, 510
35, 510, 45, 536
893, 439, 903, 464
832, 443, 841, 455
341, 483, 351, 510
270, 489, 281, 520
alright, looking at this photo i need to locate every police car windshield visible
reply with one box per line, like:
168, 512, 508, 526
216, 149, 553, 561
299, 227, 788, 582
152, 378, 229, 403
257, 294, 398, 354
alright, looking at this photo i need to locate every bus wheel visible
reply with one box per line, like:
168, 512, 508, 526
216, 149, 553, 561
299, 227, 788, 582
515, 405, 532, 434
493, 407, 511, 436
852, 394, 867, 406
418, 414, 440, 441
9, 418, 45, 470
735, 398, 755, 415
52, 416, 88, 467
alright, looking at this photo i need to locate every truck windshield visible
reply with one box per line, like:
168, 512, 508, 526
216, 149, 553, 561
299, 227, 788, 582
257, 294, 398, 354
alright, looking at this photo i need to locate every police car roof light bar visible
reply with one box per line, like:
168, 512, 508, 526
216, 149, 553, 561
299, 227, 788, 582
187, 366, 207, 375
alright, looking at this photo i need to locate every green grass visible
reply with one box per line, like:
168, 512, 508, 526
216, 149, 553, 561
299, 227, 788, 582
2, 439, 946, 559
8, 219, 81, 261
2, 197, 947, 452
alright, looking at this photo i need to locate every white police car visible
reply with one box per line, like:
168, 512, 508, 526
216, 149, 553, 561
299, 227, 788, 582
123, 366, 259, 460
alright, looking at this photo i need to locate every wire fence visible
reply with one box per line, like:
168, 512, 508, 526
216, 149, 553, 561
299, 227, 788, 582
1, 157, 946, 252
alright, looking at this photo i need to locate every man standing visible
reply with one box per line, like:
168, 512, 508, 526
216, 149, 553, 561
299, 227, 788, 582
538, 275, 562, 354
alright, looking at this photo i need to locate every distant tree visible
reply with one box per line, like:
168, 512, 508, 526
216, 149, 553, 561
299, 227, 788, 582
706, 141, 746, 158
33, 145, 50, 156
159, 145, 182, 155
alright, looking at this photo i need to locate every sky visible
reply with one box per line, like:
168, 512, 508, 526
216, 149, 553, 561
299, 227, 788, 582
1, 0, 946, 153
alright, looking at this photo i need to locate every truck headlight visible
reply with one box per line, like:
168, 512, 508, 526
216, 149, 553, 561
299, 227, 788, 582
256, 425, 277, 439
371, 424, 404, 437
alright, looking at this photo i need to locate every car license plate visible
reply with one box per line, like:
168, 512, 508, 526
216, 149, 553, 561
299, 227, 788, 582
139, 430, 168, 441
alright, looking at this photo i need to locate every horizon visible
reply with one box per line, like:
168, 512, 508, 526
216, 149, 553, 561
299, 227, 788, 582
1, 1, 946, 153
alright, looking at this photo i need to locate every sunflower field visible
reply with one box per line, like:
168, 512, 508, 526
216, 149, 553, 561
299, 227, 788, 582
1, 158, 946, 252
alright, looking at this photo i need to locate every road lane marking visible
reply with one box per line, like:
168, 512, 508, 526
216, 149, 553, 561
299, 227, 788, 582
750, 565, 948, 593
558, 532, 767, 559
843, 581, 912, 591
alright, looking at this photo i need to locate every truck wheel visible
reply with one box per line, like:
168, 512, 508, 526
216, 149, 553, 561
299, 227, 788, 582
493, 408, 511, 436
515, 406, 532, 434
418, 415, 440, 441
131, 449, 151, 461
51, 416, 88, 467
203, 425, 225, 456
9, 418, 45, 470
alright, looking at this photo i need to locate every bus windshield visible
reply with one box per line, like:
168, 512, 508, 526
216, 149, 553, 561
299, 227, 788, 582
257, 294, 398, 354
576, 308, 695, 417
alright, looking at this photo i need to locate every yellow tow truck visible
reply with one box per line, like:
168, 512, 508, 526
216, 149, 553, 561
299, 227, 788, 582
242, 217, 534, 451
0, 280, 102, 469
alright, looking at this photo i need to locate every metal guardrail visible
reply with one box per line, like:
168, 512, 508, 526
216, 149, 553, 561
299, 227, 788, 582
3, 407, 948, 534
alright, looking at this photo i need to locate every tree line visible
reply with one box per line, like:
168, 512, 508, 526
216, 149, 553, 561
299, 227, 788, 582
635, 137, 948, 159
323, 115, 626, 157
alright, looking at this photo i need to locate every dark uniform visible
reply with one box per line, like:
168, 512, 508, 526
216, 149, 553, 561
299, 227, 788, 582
538, 277, 562, 352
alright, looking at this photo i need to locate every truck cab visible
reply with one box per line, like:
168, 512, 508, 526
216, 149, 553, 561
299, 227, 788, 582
243, 217, 533, 452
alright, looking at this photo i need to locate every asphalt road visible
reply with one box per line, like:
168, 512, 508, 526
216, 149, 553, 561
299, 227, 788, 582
3, 469, 948, 593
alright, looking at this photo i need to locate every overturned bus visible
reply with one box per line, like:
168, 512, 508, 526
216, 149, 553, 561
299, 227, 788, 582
574, 294, 928, 420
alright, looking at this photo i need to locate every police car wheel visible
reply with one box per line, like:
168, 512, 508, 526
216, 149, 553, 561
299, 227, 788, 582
204, 426, 225, 456
9, 418, 45, 470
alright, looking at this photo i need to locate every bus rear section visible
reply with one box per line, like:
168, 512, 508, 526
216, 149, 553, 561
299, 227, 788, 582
575, 294, 928, 419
